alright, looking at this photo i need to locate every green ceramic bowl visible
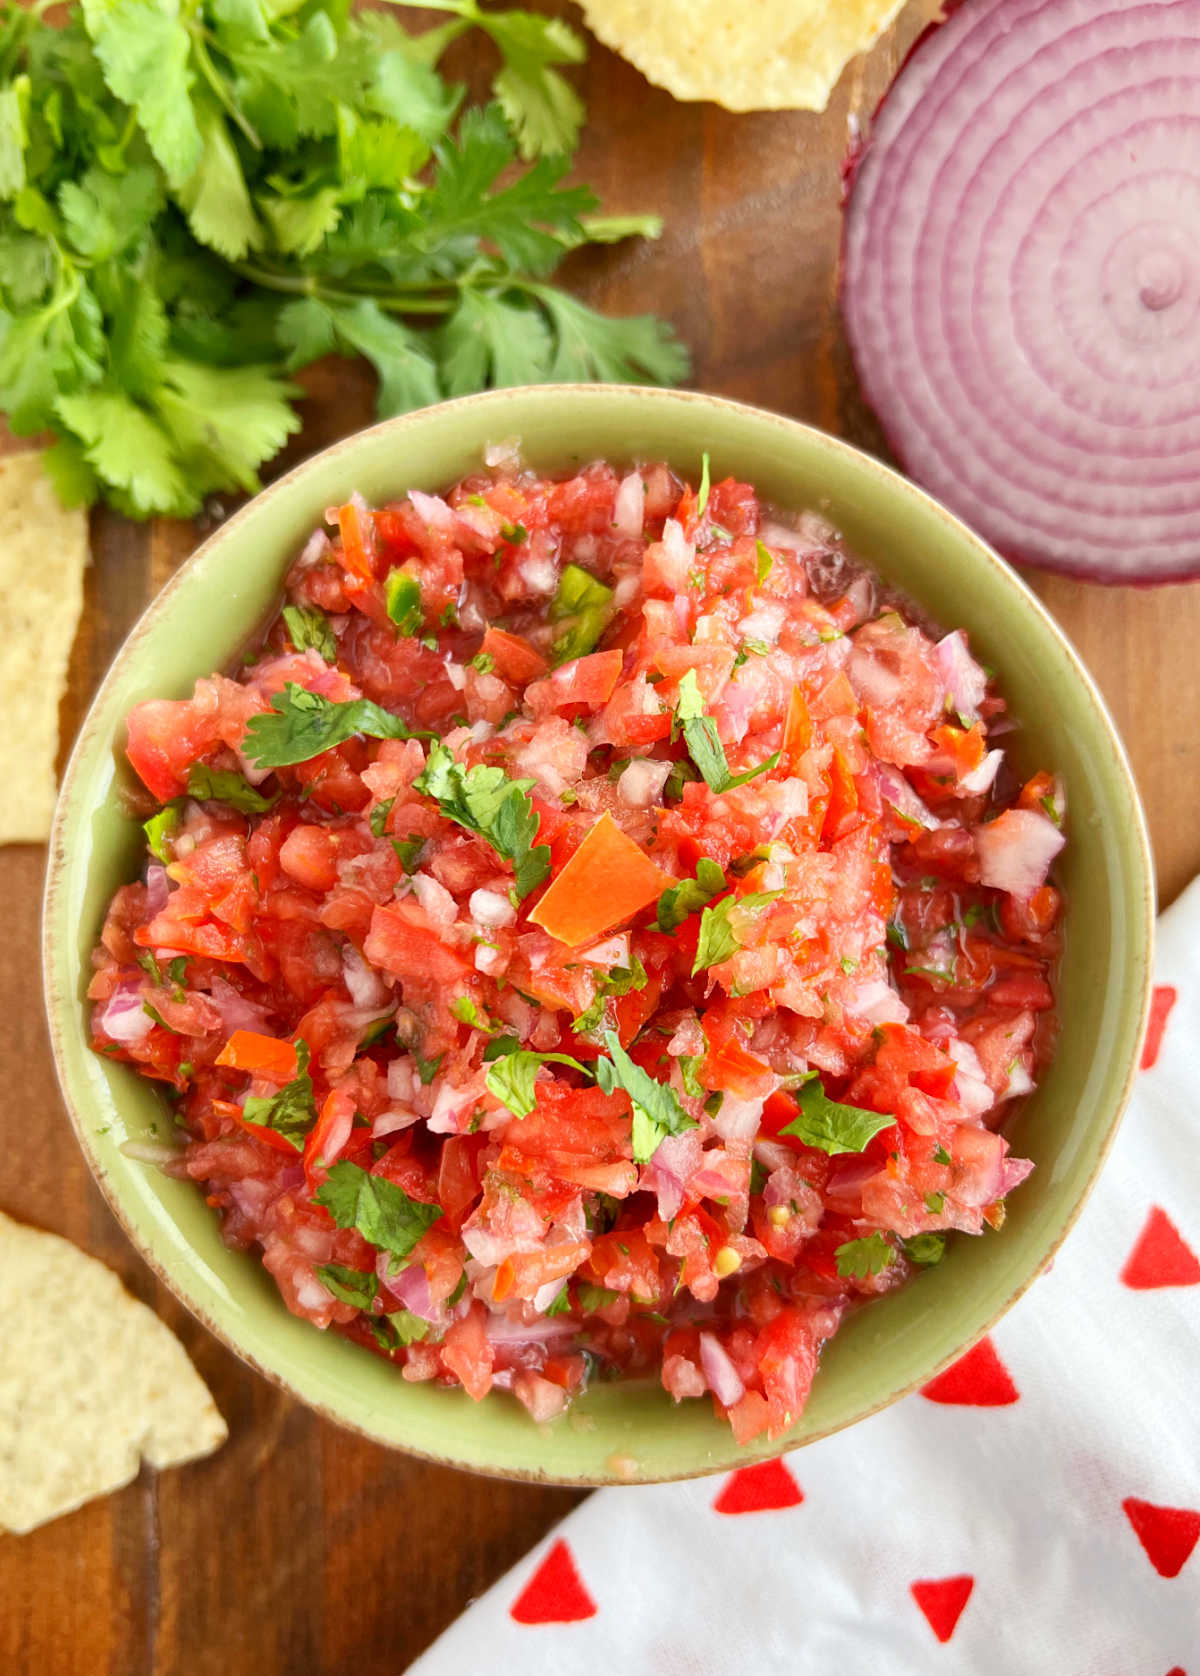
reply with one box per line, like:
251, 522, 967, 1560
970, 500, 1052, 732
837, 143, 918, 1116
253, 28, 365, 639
44, 386, 1153, 1485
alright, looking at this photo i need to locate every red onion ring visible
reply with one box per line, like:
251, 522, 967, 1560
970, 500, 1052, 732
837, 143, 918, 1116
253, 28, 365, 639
842, 0, 1200, 583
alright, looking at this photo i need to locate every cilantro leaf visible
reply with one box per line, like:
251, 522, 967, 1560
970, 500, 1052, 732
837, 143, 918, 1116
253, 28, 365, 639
571, 956, 648, 1034
282, 603, 337, 663
414, 741, 550, 898
242, 683, 431, 769
313, 1160, 442, 1261
484, 1042, 588, 1119
548, 562, 613, 665
778, 1075, 896, 1157
386, 1307, 433, 1345
835, 1233, 894, 1280
241, 1039, 316, 1151
529, 285, 691, 385
315, 1262, 378, 1310
696, 451, 710, 517
755, 540, 773, 584
187, 762, 278, 813
81, 0, 203, 187
675, 670, 779, 796
654, 856, 725, 933
594, 1029, 696, 1164
439, 286, 554, 394
692, 890, 783, 975
902, 1232, 947, 1267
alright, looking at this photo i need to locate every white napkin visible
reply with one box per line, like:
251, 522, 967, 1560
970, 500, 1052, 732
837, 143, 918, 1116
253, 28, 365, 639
410, 881, 1200, 1674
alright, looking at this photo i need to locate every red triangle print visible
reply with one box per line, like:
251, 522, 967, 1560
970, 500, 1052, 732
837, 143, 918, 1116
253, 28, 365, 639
1164, 1668, 1187, 1676
911, 1575, 974, 1643
713, 1457, 804, 1514
920, 1337, 1019, 1406
510, 1539, 598, 1625
1123, 1498, 1200, 1579
1140, 985, 1178, 1070
1120, 1206, 1200, 1290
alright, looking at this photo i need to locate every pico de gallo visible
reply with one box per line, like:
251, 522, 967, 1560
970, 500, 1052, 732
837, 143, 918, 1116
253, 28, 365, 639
89, 447, 1065, 1441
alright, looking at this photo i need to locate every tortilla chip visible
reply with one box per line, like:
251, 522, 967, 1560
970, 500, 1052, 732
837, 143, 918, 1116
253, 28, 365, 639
580, 0, 906, 112
0, 1212, 227, 1533
0, 451, 89, 843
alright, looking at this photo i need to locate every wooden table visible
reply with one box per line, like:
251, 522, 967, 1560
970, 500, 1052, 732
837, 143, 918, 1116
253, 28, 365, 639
3, 6, 1198, 1671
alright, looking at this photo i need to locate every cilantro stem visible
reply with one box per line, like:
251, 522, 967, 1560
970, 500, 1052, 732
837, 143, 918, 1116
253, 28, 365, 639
187, 28, 263, 150
232, 263, 457, 315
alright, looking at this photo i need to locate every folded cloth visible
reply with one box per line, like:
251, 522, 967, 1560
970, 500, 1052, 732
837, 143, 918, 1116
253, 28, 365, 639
410, 881, 1200, 1674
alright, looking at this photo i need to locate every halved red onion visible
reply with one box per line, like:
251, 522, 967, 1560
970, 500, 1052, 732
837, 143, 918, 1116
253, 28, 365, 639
842, 0, 1200, 582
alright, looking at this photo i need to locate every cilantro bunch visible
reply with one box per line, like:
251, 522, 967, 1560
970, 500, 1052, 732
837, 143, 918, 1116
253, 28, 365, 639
0, 0, 688, 519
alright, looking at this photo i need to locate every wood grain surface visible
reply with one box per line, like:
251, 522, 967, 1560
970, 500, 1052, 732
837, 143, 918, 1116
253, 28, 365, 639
3, 5, 1198, 1672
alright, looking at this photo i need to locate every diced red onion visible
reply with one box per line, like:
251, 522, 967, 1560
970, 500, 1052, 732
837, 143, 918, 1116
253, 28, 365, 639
961, 749, 1004, 796
613, 471, 645, 536
205, 976, 275, 1037
379, 1257, 441, 1321
975, 809, 1065, 897
98, 983, 154, 1045
842, 0, 1200, 583
407, 488, 455, 530
998, 1155, 1035, 1196
699, 1332, 746, 1408
736, 602, 786, 644
1002, 1061, 1036, 1102
934, 632, 988, 724
578, 932, 630, 971
847, 647, 903, 708
483, 1312, 577, 1345
411, 871, 459, 930
342, 944, 390, 1010
709, 1094, 764, 1144
143, 863, 169, 916
876, 764, 938, 830
846, 976, 909, 1027
617, 758, 671, 808
372, 1107, 420, 1138
469, 887, 517, 929
752, 1139, 795, 1174
948, 1038, 995, 1119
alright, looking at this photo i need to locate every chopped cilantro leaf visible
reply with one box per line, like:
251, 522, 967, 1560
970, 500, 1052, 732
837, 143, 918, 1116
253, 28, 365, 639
313, 1161, 442, 1262
315, 1262, 378, 1310
484, 1042, 588, 1118
933, 1143, 952, 1166
924, 1191, 946, 1214
778, 1074, 895, 1156
414, 742, 550, 898
241, 1039, 316, 1152
654, 856, 725, 933
243, 684, 432, 769
835, 1232, 894, 1279
675, 670, 779, 796
576, 1282, 619, 1312
544, 1285, 572, 1316
692, 890, 783, 975
471, 652, 495, 674
594, 1029, 696, 1163
451, 996, 489, 1029
678, 1054, 704, 1099
413, 1049, 444, 1086
755, 540, 773, 584
391, 835, 427, 873
186, 763, 279, 814
571, 956, 648, 1033
387, 1308, 433, 1345
369, 798, 395, 838
282, 605, 337, 664
902, 1232, 947, 1266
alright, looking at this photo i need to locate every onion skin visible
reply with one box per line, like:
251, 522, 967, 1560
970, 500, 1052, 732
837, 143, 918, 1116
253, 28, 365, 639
842, 0, 1200, 584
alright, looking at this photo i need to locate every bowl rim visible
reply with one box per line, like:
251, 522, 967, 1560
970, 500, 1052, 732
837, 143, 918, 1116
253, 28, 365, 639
42, 383, 1155, 1485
